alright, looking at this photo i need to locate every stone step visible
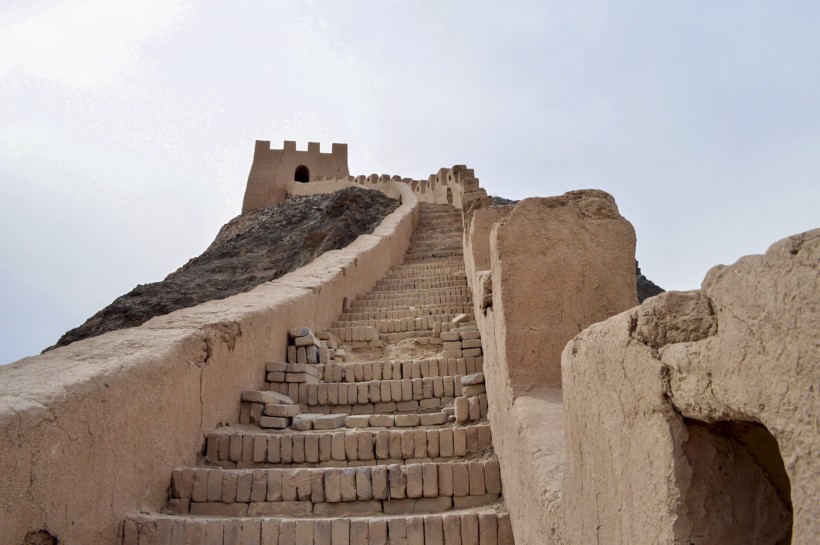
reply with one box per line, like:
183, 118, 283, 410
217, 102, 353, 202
124, 509, 513, 545
337, 305, 471, 322
167, 460, 502, 517
362, 287, 471, 299
350, 296, 471, 309
374, 279, 468, 290
206, 424, 493, 469
314, 358, 483, 383
266, 375, 464, 408
330, 314, 464, 333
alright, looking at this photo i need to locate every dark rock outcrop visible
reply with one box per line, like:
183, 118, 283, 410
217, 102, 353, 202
49, 187, 399, 350
637, 260, 664, 303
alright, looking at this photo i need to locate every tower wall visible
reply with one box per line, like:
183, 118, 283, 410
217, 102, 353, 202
242, 140, 350, 213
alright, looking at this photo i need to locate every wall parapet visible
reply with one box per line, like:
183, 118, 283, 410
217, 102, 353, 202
0, 182, 418, 545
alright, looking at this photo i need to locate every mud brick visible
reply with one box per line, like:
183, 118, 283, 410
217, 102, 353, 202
460, 331, 482, 340
371, 465, 388, 499
331, 433, 346, 461
340, 468, 357, 501
424, 516, 444, 545
461, 339, 483, 349
481, 460, 501, 496
413, 430, 428, 458
266, 471, 282, 501
479, 393, 489, 418
478, 513, 498, 545
357, 431, 375, 460
280, 436, 293, 464
442, 341, 462, 350
453, 428, 467, 456
266, 371, 285, 382
461, 373, 485, 386
242, 390, 294, 405
350, 520, 369, 544
355, 467, 373, 500
463, 348, 482, 357
389, 431, 403, 459
375, 402, 397, 413
422, 463, 439, 498
442, 377, 455, 398
236, 472, 253, 502
396, 401, 419, 412
426, 429, 441, 458
437, 463, 454, 496
439, 429, 454, 458
395, 414, 420, 427
391, 380, 403, 401
401, 430, 416, 459
455, 397, 469, 423
375, 430, 390, 459
452, 464, 469, 497
441, 331, 460, 342
388, 519, 407, 545
466, 426, 479, 453
306, 346, 319, 364
331, 519, 350, 545
368, 381, 382, 403
405, 464, 423, 498
443, 514, 462, 545
287, 345, 297, 363
316, 435, 332, 464
314, 414, 347, 430
294, 333, 320, 347
325, 468, 341, 503
432, 377, 444, 398
206, 471, 222, 502
345, 433, 358, 461
221, 472, 238, 503
304, 435, 320, 463
264, 404, 300, 417
468, 396, 481, 420
370, 414, 394, 427
468, 462, 486, 495
297, 346, 307, 364
401, 379, 413, 401
389, 464, 407, 498
420, 413, 447, 426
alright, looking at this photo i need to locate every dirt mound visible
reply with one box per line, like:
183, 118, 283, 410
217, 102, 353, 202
49, 187, 399, 350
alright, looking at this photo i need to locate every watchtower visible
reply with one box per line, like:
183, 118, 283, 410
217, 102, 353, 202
242, 140, 350, 213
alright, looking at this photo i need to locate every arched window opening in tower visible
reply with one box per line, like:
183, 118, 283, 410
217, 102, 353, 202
294, 165, 310, 183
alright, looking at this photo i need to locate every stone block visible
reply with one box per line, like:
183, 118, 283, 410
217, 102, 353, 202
264, 404, 300, 417
395, 414, 420, 427
345, 415, 371, 428
461, 372, 485, 386
454, 397, 469, 423
370, 414, 395, 427
313, 414, 348, 430
462, 348, 483, 357
242, 390, 294, 405
420, 413, 447, 426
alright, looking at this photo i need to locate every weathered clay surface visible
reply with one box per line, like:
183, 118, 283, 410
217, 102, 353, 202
491, 190, 638, 392
50, 187, 397, 350
466, 190, 639, 545
562, 229, 819, 544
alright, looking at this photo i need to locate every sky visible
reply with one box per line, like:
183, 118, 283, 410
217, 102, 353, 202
1, 0, 818, 364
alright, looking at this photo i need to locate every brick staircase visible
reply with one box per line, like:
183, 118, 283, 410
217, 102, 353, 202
124, 203, 513, 544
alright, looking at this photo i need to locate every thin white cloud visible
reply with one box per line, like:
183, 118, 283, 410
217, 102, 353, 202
0, 0, 193, 89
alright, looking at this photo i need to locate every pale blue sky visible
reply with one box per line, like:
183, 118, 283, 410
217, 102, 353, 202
1, 0, 818, 364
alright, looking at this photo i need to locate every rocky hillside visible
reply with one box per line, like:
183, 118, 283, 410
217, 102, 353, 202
49, 187, 399, 350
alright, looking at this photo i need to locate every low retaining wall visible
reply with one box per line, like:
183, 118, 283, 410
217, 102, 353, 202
0, 182, 417, 545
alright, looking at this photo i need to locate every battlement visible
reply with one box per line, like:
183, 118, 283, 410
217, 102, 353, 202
242, 140, 350, 212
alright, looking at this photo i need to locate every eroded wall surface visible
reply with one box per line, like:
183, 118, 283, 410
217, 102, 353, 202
562, 229, 819, 544
465, 190, 639, 544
